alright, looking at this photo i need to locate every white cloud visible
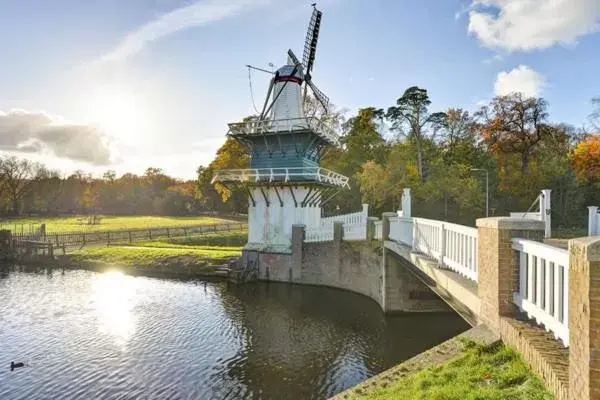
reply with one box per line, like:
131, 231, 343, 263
0, 109, 115, 165
101, 0, 269, 62
494, 65, 545, 97
467, 0, 600, 51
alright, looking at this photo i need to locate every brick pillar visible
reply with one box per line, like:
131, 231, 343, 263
569, 237, 600, 400
291, 224, 305, 281
476, 217, 545, 331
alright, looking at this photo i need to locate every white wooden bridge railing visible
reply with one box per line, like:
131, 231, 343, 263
387, 217, 478, 282
343, 223, 367, 241
512, 238, 570, 347
304, 227, 334, 243
413, 218, 479, 282
321, 204, 369, 228
304, 205, 369, 243
389, 217, 413, 246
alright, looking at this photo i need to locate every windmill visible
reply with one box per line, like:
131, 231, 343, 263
212, 4, 348, 251
259, 5, 330, 122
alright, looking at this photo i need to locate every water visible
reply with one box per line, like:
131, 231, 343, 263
0, 269, 468, 399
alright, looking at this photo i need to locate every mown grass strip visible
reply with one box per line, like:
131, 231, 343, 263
353, 341, 554, 400
130, 230, 248, 248
67, 245, 242, 272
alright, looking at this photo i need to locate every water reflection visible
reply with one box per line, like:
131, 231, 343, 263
0, 270, 468, 400
90, 270, 136, 345
218, 283, 468, 399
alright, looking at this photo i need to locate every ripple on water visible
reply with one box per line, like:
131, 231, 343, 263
0, 270, 468, 400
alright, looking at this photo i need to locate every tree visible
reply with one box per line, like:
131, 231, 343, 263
477, 94, 550, 173
23, 170, 64, 214
439, 109, 480, 164
340, 107, 387, 168
144, 167, 175, 204
0, 156, 46, 214
590, 97, 600, 131
321, 107, 387, 213
210, 137, 249, 204
386, 87, 446, 181
570, 134, 600, 186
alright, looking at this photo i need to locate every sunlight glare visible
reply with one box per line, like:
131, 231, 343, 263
91, 270, 136, 345
86, 85, 146, 144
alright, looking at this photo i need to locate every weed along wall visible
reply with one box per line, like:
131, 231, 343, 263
242, 224, 448, 313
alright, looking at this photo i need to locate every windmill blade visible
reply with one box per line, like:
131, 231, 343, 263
259, 77, 275, 120
302, 7, 322, 74
306, 79, 329, 113
287, 49, 304, 76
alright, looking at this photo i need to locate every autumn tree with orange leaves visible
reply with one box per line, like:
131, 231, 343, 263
571, 135, 600, 187
477, 93, 551, 173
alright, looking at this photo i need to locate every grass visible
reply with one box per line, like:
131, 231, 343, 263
67, 245, 242, 273
355, 341, 554, 400
133, 230, 248, 247
0, 215, 240, 233
551, 226, 588, 239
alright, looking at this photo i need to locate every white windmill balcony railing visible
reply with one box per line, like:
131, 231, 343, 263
211, 167, 350, 188
227, 117, 339, 146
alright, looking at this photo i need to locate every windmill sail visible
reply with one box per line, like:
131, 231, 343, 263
303, 7, 322, 75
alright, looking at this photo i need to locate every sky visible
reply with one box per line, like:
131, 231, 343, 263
0, 0, 599, 180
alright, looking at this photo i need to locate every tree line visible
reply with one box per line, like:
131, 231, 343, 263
199, 87, 600, 229
0, 160, 203, 216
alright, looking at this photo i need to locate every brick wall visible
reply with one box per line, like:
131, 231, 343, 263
251, 228, 447, 313
476, 218, 544, 332
569, 237, 600, 400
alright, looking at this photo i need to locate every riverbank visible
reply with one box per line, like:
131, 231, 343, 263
55, 240, 243, 279
332, 325, 554, 400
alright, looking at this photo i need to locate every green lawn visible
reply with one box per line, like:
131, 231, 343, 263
134, 230, 248, 247
0, 215, 240, 233
354, 341, 554, 400
67, 245, 242, 272
551, 226, 588, 239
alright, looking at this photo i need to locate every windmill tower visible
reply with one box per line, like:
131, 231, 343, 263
212, 6, 349, 252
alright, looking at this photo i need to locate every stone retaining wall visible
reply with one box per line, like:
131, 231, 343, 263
244, 223, 448, 313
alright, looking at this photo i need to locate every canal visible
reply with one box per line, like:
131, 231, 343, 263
0, 269, 468, 399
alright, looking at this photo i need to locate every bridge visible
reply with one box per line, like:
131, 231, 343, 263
239, 188, 599, 400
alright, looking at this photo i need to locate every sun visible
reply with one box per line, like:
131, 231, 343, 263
86, 85, 145, 144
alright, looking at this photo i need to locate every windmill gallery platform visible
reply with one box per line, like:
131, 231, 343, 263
209, 6, 599, 400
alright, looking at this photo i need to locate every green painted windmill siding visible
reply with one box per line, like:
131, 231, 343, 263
249, 132, 324, 170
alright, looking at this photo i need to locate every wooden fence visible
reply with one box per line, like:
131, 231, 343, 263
10, 222, 248, 248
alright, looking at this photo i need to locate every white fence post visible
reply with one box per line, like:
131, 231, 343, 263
401, 188, 411, 218
541, 189, 551, 238
439, 222, 446, 266
588, 206, 599, 236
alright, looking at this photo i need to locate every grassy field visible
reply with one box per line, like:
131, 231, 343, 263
1, 215, 240, 233
354, 341, 554, 400
67, 245, 242, 273
133, 230, 248, 247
